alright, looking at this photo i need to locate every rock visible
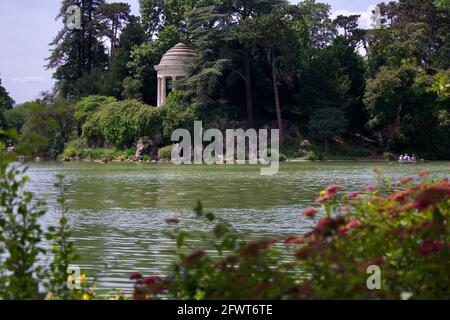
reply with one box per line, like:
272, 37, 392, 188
133, 137, 153, 161
95, 158, 108, 164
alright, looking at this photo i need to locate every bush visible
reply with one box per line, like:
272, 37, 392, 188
130, 171, 450, 300
383, 151, 397, 161
74, 96, 117, 127
162, 91, 197, 140
304, 150, 323, 161
18, 100, 76, 158
157, 145, 173, 160
82, 99, 164, 150
0, 132, 80, 299
80, 148, 106, 160
63, 146, 81, 158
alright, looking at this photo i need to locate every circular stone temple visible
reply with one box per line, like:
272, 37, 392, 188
154, 43, 194, 106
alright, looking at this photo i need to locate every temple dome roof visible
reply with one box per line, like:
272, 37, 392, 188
155, 43, 194, 70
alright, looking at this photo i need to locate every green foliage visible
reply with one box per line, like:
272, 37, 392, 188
383, 151, 397, 161
0, 130, 79, 299
3, 104, 27, 132
161, 91, 197, 140
157, 145, 173, 160
304, 150, 323, 161
63, 146, 81, 158
47, 0, 109, 99
18, 100, 76, 159
308, 108, 347, 154
364, 62, 450, 158
74, 96, 117, 127
0, 77, 14, 112
131, 173, 450, 300
83, 99, 140, 149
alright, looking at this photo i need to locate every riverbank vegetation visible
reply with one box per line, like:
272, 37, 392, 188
0, 0, 449, 161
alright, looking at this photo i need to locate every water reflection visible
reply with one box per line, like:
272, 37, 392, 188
25, 161, 449, 291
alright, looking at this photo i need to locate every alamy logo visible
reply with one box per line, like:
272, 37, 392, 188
67, 265, 81, 290
66, 5, 81, 30
366, 265, 381, 290
171, 121, 280, 176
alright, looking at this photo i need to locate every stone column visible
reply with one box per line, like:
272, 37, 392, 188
157, 77, 161, 106
159, 77, 163, 106
161, 76, 167, 106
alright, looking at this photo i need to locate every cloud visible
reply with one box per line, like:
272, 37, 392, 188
12, 76, 46, 83
331, 5, 378, 30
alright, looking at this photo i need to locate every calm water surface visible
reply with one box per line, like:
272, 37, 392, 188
25, 161, 449, 291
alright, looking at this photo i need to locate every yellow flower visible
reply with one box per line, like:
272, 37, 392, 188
82, 293, 90, 300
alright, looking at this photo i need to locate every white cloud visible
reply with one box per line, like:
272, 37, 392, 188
12, 76, 46, 83
331, 5, 378, 30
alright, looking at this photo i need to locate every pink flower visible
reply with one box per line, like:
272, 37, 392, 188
367, 185, 377, 191
144, 277, 160, 285
345, 192, 360, 199
285, 236, 305, 244
417, 240, 449, 255
345, 220, 360, 229
302, 207, 320, 218
326, 184, 343, 194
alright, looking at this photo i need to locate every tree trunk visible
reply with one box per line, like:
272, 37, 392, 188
243, 48, 254, 128
271, 47, 283, 147
387, 103, 403, 150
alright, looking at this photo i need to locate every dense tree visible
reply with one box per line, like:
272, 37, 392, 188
364, 61, 450, 158
17, 101, 76, 159
34, 0, 448, 160
47, 0, 109, 99
97, 2, 132, 60
100, 16, 147, 98
0, 77, 14, 111
308, 108, 347, 154
0, 77, 15, 130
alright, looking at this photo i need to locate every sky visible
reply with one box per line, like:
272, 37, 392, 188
0, 0, 379, 104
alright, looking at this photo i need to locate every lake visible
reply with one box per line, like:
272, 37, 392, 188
25, 161, 449, 292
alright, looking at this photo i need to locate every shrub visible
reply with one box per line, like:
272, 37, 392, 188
383, 151, 397, 161
63, 146, 81, 158
74, 96, 117, 127
18, 100, 76, 158
304, 150, 323, 161
157, 145, 173, 160
82, 99, 163, 150
0, 131, 80, 299
162, 91, 197, 141
130, 171, 450, 300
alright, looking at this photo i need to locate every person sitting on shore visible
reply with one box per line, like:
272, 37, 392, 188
403, 154, 411, 161
412, 154, 417, 162
399, 154, 404, 160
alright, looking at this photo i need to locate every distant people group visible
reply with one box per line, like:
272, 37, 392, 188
399, 154, 417, 162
